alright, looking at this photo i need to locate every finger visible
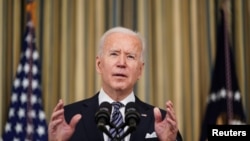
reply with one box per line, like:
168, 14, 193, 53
165, 101, 176, 121
166, 116, 177, 126
49, 118, 63, 130
69, 114, 82, 129
53, 99, 64, 113
50, 99, 64, 121
166, 100, 173, 108
153, 107, 162, 123
166, 118, 178, 133
166, 107, 175, 120
166, 101, 174, 113
165, 101, 178, 131
51, 108, 64, 121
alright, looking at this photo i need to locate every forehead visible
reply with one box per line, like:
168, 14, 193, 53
104, 32, 142, 50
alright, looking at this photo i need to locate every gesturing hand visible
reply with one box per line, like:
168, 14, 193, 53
154, 100, 178, 141
48, 99, 82, 141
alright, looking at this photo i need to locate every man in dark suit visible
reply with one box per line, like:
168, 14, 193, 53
48, 27, 183, 141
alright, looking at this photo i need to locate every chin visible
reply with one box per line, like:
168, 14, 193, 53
111, 85, 127, 91
112, 86, 125, 91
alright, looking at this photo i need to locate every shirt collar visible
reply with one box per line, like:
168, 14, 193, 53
98, 88, 135, 106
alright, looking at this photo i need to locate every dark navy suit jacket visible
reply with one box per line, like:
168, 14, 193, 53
64, 92, 183, 141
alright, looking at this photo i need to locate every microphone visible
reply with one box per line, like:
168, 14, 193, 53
95, 102, 112, 138
120, 102, 140, 139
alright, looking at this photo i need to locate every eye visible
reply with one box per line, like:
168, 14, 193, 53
127, 55, 135, 59
110, 52, 118, 56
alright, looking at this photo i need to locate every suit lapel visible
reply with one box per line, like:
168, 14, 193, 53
129, 97, 155, 141
81, 94, 105, 141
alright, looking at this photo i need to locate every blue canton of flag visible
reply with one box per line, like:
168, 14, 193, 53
1, 2, 48, 141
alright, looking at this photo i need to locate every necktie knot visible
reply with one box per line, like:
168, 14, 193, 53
112, 102, 124, 110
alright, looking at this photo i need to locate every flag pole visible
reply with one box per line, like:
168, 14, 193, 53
221, 1, 233, 124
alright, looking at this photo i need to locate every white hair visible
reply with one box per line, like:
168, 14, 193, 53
97, 26, 146, 62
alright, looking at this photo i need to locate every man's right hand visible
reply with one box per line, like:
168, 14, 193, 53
48, 99, 82, 141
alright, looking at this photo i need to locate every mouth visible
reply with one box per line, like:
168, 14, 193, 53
113, 73, 127, 78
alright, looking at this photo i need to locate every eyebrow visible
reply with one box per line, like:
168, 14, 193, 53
108, 49, 137, 55
108, 49, 120, 52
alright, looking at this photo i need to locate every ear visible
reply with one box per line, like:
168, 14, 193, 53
137, 62, 144, 79
96, 56, 102, 73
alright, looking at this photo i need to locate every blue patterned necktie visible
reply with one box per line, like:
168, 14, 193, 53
109, 102, 124, 141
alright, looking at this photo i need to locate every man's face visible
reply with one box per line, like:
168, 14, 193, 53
96, 32, 144, 93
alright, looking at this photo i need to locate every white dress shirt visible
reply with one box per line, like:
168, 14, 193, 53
98, 88, 135, 141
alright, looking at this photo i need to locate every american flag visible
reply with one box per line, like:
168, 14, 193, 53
1, 1, 48, 141
199, 7, 246, 141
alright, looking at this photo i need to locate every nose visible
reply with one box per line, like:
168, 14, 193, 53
117, 55, 126, 67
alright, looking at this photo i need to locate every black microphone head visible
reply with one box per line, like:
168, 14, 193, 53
95, 102, 112, 129
125, 102, 140, 127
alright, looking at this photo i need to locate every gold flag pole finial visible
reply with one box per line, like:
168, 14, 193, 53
26, 1, 36, 27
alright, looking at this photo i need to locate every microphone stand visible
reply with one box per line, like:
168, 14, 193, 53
98, 123, 125, 141
104, 123, 131, 141
109, 126, 135, 141
107, 123, 137, 141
